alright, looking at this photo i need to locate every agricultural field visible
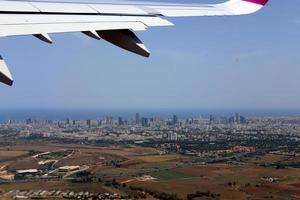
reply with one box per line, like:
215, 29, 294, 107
134, 154, 187, 163
0, 150, 28, 158
127, 157, 300, 200
150, 169, 191, 180
0, 150, 29, 163
0, 142, 300, 200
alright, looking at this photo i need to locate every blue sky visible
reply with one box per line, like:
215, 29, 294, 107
0, 0, 300, 110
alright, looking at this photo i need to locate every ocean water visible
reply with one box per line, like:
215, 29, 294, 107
1, 109, 300, 122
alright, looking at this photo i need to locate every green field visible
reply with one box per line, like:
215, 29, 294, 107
150, 169, 191, 180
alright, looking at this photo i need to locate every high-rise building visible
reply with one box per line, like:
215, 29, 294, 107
135, 113, 140, 124
66, 118, 70, 125
141, 117, 149, 127
240, 116, 246, 124
72, 120, 76, 126
106, 116, 113, 125
173, 115, 178, 125
229, 113, 246, 124
26, 118, 32, 125
118, 117, 123, 126
209, 115, 214, 124
87, 120, 91, 127
235, 113, 240, 123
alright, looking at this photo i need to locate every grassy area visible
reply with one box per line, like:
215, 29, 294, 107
150, 169, 191, 180
134, 154, 185, 163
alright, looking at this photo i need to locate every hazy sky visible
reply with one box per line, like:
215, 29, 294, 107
0, 0, 299, 110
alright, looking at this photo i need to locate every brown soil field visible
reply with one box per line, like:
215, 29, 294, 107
175, 164, 234, 177
0, 150, 28, 158
55, 151, 122, 167
128, 161, 300, 200
10, 142, 159, 158
2, 142, 300, 200
248, 154, 290, 164
265, 183, 300, 196
240, 166, 300, 179
6, 157, 39, 171
290, 183, 300, 188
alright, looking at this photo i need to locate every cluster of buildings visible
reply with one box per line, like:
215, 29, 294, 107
3, 190, 127, 200
1, 114, 300, 145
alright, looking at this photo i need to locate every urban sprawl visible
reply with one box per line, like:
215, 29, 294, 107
0, 113, 300, 200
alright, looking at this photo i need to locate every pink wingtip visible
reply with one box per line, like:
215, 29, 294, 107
243, 0, 269, 6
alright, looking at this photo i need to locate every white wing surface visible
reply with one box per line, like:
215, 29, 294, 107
0, 0, 269, 86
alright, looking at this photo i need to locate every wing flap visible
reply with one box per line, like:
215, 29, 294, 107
0, 21, 147, 37
0, 14, 173, 37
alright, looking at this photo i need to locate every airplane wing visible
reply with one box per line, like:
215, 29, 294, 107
0, 0, 269, 86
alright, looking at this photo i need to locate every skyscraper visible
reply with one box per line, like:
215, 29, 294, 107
136, 113, 140, 125
235, 113, 240, 124
26, 118, 32, 125
87, 120, 91, 127
209, 115, 214, 124
141, 117, 149, 127
118, 117, 123, 126
173, 115, 178, 125
106, 116, 113, 125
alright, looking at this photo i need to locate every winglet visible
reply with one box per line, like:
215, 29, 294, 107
149, 0, 268, 17
0, 56, 13, 86
224, 0, 269, 15
242, 0, 269, 6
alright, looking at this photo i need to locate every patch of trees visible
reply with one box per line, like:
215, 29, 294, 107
128, 185, 181, 200
187, 191, 220, 200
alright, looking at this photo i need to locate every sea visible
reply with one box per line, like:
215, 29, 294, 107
1, 109, 300, 122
